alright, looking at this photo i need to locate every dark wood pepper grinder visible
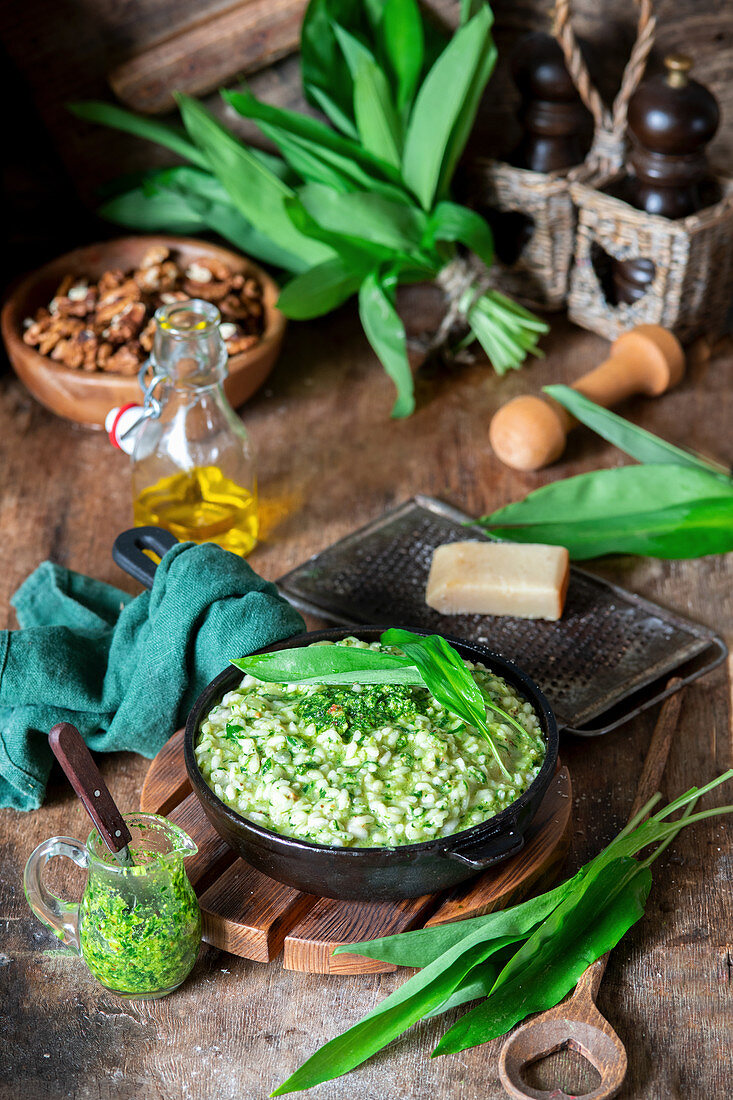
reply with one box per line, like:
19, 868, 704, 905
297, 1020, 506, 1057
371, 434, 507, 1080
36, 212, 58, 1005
510, 33, 592, 173
613, 54, 720, 304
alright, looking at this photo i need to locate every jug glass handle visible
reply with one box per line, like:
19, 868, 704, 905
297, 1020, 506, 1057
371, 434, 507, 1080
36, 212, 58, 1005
23, 837, 89, 952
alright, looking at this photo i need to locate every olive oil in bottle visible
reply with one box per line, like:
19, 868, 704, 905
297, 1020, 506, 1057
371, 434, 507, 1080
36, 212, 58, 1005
108, 299, 259, 556
133, 466, 258, 556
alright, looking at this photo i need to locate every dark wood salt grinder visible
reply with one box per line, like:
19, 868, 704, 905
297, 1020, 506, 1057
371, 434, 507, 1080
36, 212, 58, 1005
510, 33, 592, 173
613, 54, 720, 304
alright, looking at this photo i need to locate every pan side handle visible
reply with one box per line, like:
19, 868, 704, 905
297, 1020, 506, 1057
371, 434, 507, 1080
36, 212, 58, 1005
113, 526, 179, 589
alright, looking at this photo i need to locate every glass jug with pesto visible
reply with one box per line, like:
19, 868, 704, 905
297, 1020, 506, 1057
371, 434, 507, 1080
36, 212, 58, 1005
24, 813, 201, 999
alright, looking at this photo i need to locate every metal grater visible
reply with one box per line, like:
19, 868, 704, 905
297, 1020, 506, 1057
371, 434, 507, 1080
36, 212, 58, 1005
276, 496, 727, 736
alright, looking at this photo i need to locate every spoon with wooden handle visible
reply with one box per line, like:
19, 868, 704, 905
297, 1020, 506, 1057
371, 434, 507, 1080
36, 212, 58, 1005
49, 722, 135, 867
489, 325, 685, 472
498, 681, 684, 1100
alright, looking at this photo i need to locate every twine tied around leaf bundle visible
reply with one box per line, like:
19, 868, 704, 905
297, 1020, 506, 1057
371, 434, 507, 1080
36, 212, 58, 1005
553, 0, 656, 175
414, 254, 493, 363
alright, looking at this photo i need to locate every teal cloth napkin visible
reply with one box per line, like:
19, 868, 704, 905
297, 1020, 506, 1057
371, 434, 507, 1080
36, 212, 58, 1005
0, 542, 305, 811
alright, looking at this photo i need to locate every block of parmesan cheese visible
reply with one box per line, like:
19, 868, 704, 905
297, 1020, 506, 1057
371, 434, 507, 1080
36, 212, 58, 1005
425, 541, 570, 621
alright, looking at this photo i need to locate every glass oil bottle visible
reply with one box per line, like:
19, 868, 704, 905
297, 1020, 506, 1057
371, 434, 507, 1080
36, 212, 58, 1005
108, 299, 258, 555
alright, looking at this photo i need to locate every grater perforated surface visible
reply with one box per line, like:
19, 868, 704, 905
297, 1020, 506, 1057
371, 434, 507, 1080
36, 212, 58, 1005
277, 497, 726, 735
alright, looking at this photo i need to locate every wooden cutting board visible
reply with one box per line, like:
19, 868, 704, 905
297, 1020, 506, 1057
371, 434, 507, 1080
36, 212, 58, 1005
141, 730, 573, 973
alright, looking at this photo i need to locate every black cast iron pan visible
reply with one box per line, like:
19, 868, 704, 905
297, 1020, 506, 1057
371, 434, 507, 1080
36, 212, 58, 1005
114, 527, 559, 902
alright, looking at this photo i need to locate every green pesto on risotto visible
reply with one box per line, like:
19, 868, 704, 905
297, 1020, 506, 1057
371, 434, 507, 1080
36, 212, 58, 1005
195, 638, 545, 848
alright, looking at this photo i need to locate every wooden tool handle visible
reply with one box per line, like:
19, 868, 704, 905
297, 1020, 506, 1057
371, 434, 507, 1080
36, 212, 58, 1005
48, 723, 132, 855
108, 0, 307, 115
575, 325, 685, 406
489, 324, 685, 472
586, 680, 685, 985
628, 680, 683, 820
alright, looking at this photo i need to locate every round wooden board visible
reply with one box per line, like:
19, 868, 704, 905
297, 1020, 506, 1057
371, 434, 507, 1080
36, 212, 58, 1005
141, 730, 573, 974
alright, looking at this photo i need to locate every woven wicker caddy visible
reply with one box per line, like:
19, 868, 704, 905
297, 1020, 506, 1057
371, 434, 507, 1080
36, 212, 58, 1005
472, 0, 655, 312
568, 177, 733, 340
563, 2, 733, 340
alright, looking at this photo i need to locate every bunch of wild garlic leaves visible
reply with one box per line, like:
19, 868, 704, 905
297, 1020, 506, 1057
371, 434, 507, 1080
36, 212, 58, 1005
270, 772, 733, 1093
72, 0, 547, 417
479, 387, 733, 559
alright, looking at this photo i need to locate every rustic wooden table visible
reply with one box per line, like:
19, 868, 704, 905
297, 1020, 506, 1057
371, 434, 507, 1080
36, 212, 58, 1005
1, 313, 730, 1100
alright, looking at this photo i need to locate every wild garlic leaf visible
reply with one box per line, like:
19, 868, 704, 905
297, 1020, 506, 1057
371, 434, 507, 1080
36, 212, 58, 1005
100, 183, 207, 235
231, 644, 408, 683
300, 0, 357, 128
271, 926, 535, 1095
427, 202, 494, 267
380, 0, 424, 113
381, 629, 512, 778
358, 272, 415, 417
479, 464, 733, 559
401, 5, 493, 208
176, 94, 333, 269
70, 101, 210, 170
276, 777, 733, 1091
435, 30, 496, 200
284, 196, 406, 267
335, 874, 575, 967
155, 167, 310, 270
353, 55, 403, 167
434, 860, 652, 1055
332, 20, 380, 79
297, 183, 429, 256
276, 258, 365, 320
545, 385, 732, 480
223, 90, 403, 185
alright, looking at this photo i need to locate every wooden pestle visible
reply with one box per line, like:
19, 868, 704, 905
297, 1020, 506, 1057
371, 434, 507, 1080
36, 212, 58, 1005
489, 324, 685, 472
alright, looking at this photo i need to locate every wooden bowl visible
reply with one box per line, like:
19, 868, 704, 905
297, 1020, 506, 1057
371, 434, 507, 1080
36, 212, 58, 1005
1, 236, 286, 429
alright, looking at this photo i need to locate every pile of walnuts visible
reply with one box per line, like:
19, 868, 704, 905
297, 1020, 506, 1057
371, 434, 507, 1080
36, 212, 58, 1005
23, 245, 266, 375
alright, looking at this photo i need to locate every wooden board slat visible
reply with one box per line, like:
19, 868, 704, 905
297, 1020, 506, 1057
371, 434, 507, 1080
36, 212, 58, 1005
198, 860, 317, 963
166, 791, 237, 893
139, 731, 572, 973
283, 894, 437, 975
140, 727, 190, 814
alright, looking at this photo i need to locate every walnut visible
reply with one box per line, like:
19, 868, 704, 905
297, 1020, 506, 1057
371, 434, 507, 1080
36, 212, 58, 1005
200, 257, 232, 282
23, 315, 53, 348
105, 342, 142, 375
95, 283, 142, 328
139, 317, 156, 352
184, 261, 214, 284
104, 301, 146, 344
134, 261, 179, 293
219, 294, 254, 321
22, 247, 263, 377
77, 329, 99, 371
97, 342, 114, 369
182, 277, 230, 303
54, 287, 97, 318
97, 269, 125, 296
241, 276, 262, 300
140, 244, 170, 270
50, 339, 78, 368
225, 333, 258, 356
